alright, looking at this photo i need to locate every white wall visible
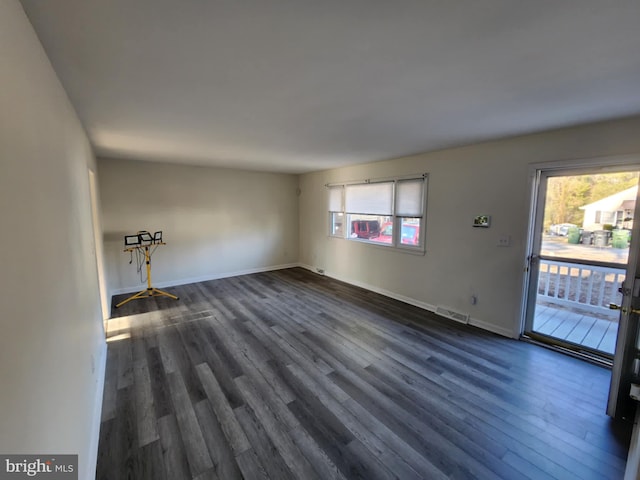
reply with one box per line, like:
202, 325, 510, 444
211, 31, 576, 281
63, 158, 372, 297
0, 2, 106, 479
99, 158, 300, 296
299, 116, 640, 338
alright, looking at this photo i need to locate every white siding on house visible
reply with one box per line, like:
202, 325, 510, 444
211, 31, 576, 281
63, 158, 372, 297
580, 185, 637, 230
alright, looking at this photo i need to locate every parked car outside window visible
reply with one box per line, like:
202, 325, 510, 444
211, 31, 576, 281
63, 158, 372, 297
351, 220, 380, 239
549, 223, 578, 236
400, 224, 419, 245
377, 222, 420, 245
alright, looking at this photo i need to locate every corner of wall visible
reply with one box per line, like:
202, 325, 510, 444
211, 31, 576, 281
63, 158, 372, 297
85, 339, 108, 480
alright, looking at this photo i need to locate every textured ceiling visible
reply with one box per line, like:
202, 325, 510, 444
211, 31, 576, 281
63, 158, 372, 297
20, 0, 640, 173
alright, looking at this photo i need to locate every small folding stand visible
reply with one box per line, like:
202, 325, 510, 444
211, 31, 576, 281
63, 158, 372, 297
115, 230, 179, 308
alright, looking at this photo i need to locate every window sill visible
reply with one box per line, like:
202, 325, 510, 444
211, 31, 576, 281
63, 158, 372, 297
327, 235, 426, 256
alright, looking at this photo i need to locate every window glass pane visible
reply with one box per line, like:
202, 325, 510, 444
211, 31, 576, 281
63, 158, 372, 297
345, 182, 393, 215
601, 210, 615, 225
396, 179, 424, 217
330, 212, 344, 237
348, 214, 392, 245
399, 217, 422, 246
327, 176, 426, 251
328, 186, 343, 212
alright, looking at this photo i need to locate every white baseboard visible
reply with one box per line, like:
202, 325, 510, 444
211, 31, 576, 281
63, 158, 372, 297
112, 262, 517, 339
468, 317, 517, 339
86, 338, 107, 480
327, 270, 438, 314
300, 264, 515, 339
299, 263, 321, 274
303, 264, 439, 313
111, 263, 301, 296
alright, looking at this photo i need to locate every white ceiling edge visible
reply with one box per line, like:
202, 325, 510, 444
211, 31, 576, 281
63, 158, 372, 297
20, 0, 640, 174
95, 113, 640, 175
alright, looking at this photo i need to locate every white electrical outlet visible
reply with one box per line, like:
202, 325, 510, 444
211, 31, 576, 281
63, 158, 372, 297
497, 234, 511, 247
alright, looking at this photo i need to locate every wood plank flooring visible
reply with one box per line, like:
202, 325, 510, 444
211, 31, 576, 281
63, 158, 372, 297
532, 305, 619, 354
98, 268, 632, 479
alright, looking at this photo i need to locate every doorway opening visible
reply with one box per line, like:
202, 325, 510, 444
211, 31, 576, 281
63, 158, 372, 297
89, 169, 109, 326
524, 169, 639, 361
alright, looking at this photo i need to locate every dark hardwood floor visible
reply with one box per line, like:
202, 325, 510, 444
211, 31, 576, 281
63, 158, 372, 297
98, 268, 631, 479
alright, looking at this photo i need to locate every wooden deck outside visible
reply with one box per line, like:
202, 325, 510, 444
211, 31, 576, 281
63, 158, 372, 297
533, 303, 619, 355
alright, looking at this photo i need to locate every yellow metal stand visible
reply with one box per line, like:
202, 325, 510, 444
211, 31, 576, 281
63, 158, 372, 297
115, 244, 179, 308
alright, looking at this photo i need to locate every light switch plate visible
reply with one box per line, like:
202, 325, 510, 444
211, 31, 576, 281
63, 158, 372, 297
497, 234, 511, 247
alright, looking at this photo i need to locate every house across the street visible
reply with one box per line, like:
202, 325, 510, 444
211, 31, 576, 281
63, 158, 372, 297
580, 185, 637, 231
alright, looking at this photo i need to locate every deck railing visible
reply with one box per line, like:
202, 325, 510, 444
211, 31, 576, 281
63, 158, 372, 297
537, 259, 625, 317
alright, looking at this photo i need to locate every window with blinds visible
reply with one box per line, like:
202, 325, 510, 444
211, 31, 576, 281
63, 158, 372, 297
328, 186, 344, 237
327, 175, 427, 251
345, 182, 393, 215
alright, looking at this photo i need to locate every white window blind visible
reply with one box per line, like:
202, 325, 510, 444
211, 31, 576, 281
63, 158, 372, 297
328, 186, 343, 212
345, 182, 393, 215
395, 178, 424, 217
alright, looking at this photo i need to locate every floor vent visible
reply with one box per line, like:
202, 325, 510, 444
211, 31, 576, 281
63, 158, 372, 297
435, 306, 469, 324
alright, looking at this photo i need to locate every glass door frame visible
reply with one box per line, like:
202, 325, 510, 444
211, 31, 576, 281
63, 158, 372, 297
520, 155, 640, 419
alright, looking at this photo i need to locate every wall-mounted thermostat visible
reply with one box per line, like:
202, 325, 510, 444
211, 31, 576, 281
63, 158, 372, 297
473, 215, 491, 228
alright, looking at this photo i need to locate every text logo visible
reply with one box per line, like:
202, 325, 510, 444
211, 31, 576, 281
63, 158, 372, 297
0, 455, 77, 479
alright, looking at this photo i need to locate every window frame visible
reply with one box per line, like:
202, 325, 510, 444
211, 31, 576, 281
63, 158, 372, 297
328, 186, 345, 238
326, 174, 428, 254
